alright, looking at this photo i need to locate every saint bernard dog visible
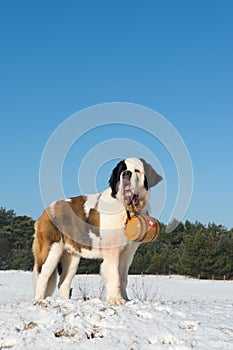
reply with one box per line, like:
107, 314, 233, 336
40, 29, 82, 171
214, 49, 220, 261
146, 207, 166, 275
33, 158, 162, 305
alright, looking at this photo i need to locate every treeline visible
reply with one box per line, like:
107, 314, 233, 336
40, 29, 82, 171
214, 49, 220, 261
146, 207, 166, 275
130, 220, 233, 279
0, 208, 34, 270
0, 208, 233, 279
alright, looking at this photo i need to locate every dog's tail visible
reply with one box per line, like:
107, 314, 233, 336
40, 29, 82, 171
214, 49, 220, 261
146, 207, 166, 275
32, 221, 57, 298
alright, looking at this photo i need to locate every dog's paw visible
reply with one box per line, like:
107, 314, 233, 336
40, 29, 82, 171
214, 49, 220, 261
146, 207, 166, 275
107, 297, 126, 305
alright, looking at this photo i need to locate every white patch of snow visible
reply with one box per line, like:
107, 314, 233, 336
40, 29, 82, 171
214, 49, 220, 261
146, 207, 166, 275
0, 271, 233, 349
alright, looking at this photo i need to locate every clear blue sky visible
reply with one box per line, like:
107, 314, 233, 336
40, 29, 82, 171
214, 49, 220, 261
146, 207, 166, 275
0, 0, 233, 228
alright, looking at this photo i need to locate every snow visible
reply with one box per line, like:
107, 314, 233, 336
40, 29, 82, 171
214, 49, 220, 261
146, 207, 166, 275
0, 271, 233, 349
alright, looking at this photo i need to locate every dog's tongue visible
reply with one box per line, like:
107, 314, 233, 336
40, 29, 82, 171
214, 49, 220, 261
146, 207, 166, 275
123, 183, 139, 206
132, 194, 139, 205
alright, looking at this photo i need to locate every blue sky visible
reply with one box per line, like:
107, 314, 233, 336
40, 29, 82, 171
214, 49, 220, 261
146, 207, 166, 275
0, 0, 233, 228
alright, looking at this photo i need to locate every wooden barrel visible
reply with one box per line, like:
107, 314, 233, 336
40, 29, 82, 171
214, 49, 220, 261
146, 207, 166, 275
125, 215, 160, 243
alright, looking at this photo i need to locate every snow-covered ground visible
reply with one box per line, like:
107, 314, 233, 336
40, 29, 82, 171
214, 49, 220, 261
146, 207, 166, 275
0, 271, 233, 349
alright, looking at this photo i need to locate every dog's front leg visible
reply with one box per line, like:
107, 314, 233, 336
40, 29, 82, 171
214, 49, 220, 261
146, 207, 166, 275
101, 249, 126, 305
119, 242, 140, 301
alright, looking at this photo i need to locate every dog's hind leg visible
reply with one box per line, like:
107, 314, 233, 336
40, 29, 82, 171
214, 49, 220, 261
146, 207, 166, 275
58, 251, 80, 299
33, 249, 57, 298
34, 241, 63, 299
45, 270, 57, 297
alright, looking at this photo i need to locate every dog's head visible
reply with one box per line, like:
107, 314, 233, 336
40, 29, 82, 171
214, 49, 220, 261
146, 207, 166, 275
109, 158, 162, 214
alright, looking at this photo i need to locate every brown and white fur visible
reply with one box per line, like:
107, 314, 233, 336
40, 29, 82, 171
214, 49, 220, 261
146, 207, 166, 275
33, 158, 162, 305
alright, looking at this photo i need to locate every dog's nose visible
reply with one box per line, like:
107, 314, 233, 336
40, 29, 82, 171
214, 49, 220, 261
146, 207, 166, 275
122, 170, 132, 180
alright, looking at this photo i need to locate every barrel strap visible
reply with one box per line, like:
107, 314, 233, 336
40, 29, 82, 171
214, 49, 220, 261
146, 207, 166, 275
126, 210, 131, 220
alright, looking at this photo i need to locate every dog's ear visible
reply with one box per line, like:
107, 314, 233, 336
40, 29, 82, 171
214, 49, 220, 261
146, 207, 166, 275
109, 160, 127, 197
140, 158, 162, 189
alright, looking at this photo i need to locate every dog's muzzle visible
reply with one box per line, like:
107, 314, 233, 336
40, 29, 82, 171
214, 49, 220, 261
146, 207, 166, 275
123, 182, 140, 206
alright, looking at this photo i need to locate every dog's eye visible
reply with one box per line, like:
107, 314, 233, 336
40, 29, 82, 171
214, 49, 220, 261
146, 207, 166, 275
135, 169, 140, 174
